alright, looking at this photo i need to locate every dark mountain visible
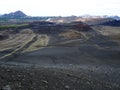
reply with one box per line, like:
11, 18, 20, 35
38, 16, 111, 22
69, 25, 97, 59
100, 20, 120, 26
109, 16, 120, 20
1, 11, 27, 18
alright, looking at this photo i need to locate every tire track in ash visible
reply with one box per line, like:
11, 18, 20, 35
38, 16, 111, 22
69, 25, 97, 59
0, 34, 38, 62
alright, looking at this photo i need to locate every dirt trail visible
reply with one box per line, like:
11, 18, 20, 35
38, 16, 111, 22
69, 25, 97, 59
0, 34, 38, 60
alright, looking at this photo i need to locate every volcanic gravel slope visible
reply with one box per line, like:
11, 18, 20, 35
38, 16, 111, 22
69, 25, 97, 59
0, 21, 120, 90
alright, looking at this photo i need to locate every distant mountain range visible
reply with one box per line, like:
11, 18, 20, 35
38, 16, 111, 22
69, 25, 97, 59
0, 10, 120, 20
0, 11, 27, 18
0, 11, 120, 27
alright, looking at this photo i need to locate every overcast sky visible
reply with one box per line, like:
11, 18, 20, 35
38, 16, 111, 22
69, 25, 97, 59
0, 0, 120, 16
